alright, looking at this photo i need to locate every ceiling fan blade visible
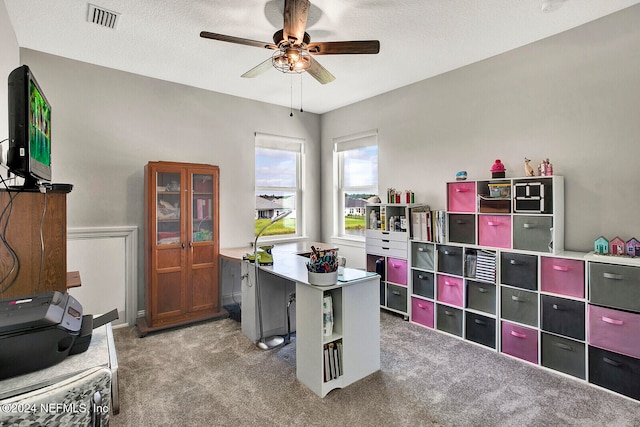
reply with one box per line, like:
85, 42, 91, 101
307, 40, 380, 55
306, 57, 335, 85
283, 0, 310, 44
241, 57, 274, 78
200, 31, 277, 50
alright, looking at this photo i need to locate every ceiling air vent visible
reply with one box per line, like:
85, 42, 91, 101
87, 4, 120, 29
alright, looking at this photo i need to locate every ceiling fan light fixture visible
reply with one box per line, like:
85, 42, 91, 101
272, 48, 310, 74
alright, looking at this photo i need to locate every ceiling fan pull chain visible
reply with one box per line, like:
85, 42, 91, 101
300, 75, 304, 113
290, 74, 294, 117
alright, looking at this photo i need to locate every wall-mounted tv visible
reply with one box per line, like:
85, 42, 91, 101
7, 64, 52, 189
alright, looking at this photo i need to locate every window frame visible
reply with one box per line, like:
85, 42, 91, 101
334, 130, 378, 242
254, 132, 304, 241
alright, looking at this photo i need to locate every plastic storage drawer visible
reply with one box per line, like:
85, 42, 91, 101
436, 304, 463, 337
588, 304, 640, 359
501, 321, 538, 364
589, 346, 640, 401
448, 214, 476, 245
465, 312, 496, 349
436, 274, 464, 307
466, 281, 496, 314
386, 258, 407, 286
512, 215, 553, 253
411, 298, 434, 329
411, 242, 434, 270
386, 283, 407, 313
478, 214, 511, 248
447, 182, 476, 212
541, 295, 585, 340
540, 257, 585, 298
589, 262, 640, 313
541, 332, 585, 379
501, 252, 538, 290
501, 287, 538, 327
437, 245, 463, 277
412, 270, 434, 299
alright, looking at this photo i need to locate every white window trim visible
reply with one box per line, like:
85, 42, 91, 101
333, 129, 378, 242
255, 132, 305, 241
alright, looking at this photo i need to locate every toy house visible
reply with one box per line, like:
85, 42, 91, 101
610, 236, 625, 255
626, 238, 640, 257
594, 236, 609, 254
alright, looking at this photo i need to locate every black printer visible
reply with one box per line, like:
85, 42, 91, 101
0, 291, 94, 380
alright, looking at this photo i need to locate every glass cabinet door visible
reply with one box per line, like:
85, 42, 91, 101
156, 171, 182, 245
192, 173, 214, 242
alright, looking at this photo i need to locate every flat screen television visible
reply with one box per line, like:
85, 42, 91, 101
7, 64, 52, 189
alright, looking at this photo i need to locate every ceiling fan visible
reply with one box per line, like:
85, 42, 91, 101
200, 0, 380, 84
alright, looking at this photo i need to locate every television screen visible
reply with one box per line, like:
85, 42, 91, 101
7, 64, 52, 188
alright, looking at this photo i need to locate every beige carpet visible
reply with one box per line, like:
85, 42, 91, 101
110, 311, 640, 426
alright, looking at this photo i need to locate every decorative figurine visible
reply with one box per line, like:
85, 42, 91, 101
524, 158, 535, 177
538, 158, 554, 176
594, 236, 609, 255
455, 171, 468, 181
626, 238, 640, 257
490, 159, 506, 178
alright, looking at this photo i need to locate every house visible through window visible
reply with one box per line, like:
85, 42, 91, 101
255, 133, 303, 237
335, 130, 378, 238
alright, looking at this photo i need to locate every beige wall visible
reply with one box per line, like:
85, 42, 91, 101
322, 5, 640, 261
0, 1, 19, 147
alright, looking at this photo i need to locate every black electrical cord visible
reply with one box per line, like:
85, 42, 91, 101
0, 175, 21, 294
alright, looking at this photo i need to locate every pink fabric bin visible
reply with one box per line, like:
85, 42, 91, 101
386, 257, 407, 286
501, 321, 538, 364
478, 215, 512, 248
540, 257, 584, 298
588, 304, 640, 359
436, 274, 464, 307
411, 298, 434, 329
447, 182, 476, 212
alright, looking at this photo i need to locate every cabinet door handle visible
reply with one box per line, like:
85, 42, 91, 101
510, 330, 527, 339
382, 239, 390, 243
382, 247, 390, 251
552, 265, 569, 272
601, 316, 624, 326
523, 223, 536, 229
511, 295, 527, 302
381, 231, 390, 235
181, 242, 185, 249
487, 221, 501, 226
603, 272, 623, 280
477, 287, 487, 293
189, 241, 193, 248
603, 357, 622, 368
554, 342, 573, 351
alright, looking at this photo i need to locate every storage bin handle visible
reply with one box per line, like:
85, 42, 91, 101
444, 310, 454, 316
455, 188, 470, 193
552, 304, 562, 310
444, 280, 456, 286
456, 220, 467, 224
509, 259, 521, 265
554, 342, 573, 351
523, 223, 536, 229
510, 330, 527, 339
474, 319, 486, 325
418, 274, 424, 280
603, 357, 622, 368
417, 303, 427, 310
477, 287, 488, 293
487, 221, 502, 226
391, 290, 401, 296
552, 265, 569, 272
603, 272, 623, 280
511, 295, 527, 302
418, 247, 425, 252
601, 316, 624, 326
391, 263, 401, 268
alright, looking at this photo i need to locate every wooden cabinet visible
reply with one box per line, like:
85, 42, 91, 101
0, 189, 70, 299
137, 161, 226, 336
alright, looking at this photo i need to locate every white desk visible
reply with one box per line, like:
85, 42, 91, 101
236, 246, 381, 397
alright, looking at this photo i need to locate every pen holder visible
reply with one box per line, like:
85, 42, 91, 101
307, 270, 339, 286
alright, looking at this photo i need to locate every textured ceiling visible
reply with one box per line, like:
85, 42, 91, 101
5, 0, 640, 113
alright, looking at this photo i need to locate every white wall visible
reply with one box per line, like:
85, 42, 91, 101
0, 1, 19, 155
18, 49, 322, 309
322, 5, 640, 259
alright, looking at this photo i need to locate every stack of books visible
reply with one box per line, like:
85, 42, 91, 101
323, 341, 343, 382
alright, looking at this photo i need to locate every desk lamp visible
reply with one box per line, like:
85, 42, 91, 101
254, 210, 291, 350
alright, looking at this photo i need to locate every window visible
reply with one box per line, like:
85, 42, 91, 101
255, 132, 303, 238
335, 130, 378, 239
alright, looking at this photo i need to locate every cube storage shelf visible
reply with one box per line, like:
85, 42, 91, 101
379, 175, 640, 403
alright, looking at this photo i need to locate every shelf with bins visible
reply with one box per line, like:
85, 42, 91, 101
365, 203, 426, 317
446, 176, 564, 254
